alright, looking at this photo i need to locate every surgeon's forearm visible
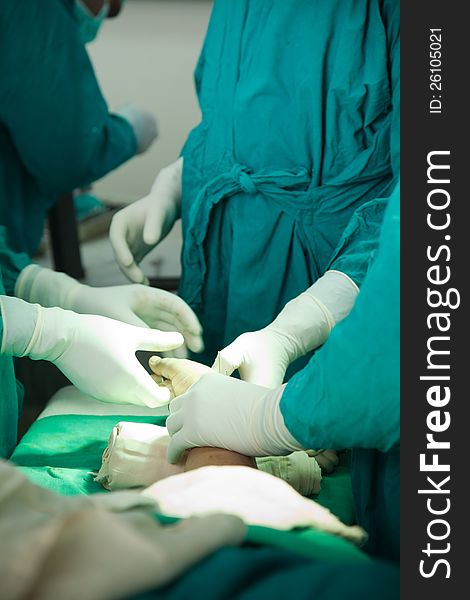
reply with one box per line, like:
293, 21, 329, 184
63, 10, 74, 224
184, 447, 257, 471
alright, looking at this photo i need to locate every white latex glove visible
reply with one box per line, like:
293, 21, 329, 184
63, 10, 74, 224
14, 264, 203, 353
115, 104, 158, 154
155, 365, 303, 462
0, 296, 183, 407
110, 158, 183, 284
212, 270, 359, 388
149, 356, 211, 398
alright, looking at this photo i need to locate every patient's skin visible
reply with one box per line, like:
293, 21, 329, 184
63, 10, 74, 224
184, 447, 257, 471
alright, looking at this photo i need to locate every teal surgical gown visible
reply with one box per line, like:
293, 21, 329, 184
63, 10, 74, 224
0, 227, 29, 458
0, 0, 137, 256
139, 546, 398, 600
179, 0, 400, 367
281, 183, 400, 561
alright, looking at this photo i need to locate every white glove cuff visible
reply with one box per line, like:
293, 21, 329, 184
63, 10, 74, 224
266, 270, 358, 362
145, 157, 183, 224
268, 293, 335, 361
257, 385, 304, 455
0, 296, 39, 357
307, 270, 359, 325
15, 265, 82, 311
150, 157, 183, 196
24, 305, 77, 362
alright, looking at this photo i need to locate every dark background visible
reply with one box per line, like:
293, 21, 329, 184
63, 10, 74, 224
401, 3, 467, 596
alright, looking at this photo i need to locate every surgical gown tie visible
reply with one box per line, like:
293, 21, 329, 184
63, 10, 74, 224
182, 163, 312, 307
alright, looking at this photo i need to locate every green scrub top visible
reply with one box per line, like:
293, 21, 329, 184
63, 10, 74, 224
281, 183, 400, 561
0, 0, 137, 256
179, 0, 399, 367
0, 228, 30, 458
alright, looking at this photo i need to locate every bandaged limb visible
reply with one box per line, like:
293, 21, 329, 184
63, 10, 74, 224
95, 422, 255, 490
256, 452, 322, 496
96, 421, 321, 496
95, 422, 186, 490
98, 352, 323, 494
0, 460, 245, 600
143, 466, 366, 545
149, 357, 339, 478
185, 449, 323, 497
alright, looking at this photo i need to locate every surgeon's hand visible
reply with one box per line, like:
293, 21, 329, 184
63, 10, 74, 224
212, 329, 291, 388
149, 356, 211, 398
0, 296, 182, 407
110, 158, 183, 284
212, 271, 359, 387
161, 372, 303, 463
71, 283, 204, 353
145, 358, 339, 471
14, 264, 204, 354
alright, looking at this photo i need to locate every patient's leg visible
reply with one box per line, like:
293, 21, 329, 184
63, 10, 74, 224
96, 424, 321, 496
185, 447, 256, 471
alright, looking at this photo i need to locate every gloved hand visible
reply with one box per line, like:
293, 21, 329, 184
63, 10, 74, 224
212, 270, 359, 387
110, 158, 183, 284
149, 356, 211, 398
149, 359, 303, 462
14, 263, 203, 353
115, 104, 158, 154
0, 295, 183, 407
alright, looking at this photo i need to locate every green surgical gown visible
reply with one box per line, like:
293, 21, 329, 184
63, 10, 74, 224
0, 228, 30, 458
0, 0, 137, 256
179, 0, 399, 367
281, 183, 400, 561
138, 546, 398, 600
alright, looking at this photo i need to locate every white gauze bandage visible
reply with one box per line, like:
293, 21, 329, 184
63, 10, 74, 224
256, 451, 322, 496
95, 422, 184, 490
